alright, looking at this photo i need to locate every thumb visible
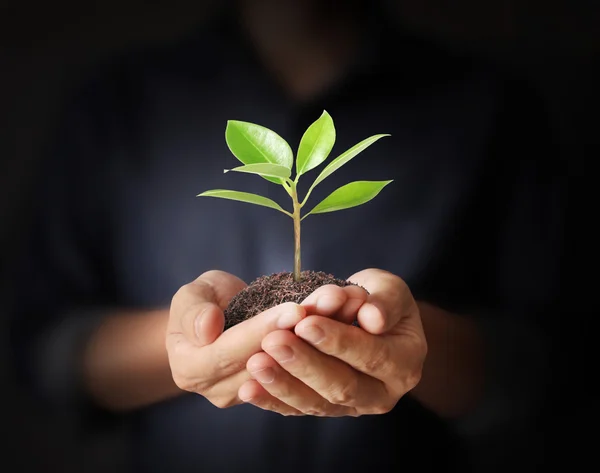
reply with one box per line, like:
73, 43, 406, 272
196, 270, 247, 310
192, 270, 247, 345
169, 270, 247, 348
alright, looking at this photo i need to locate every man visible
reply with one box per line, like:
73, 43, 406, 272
10, 1, 562, 471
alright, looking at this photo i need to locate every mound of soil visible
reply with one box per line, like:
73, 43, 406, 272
223, 270, 356, 330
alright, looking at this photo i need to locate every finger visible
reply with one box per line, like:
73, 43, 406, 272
301, 284, 348, 317
171, 271, 246, 316
168, 343, 253, 400
300, 284, 368, 325
246, 351, 355, 416
168, 271, 247, 348
295, 315, 411, 388
335, 285, 369, 325
238, 380, 303, 416
167, 281, 222, 349
198, 302, 307, 379
347, 268, 417, 334
262, 329, 386, 412
195, 270, 247, 309
178, 301, 225, 347
201, 369, 252, 408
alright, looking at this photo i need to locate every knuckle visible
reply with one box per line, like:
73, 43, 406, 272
208, 395, 237, 409
171, 283, 193, 305
364, 343, 392, 375
328, 335, 349, 359
169, 359, 209, 394
257, 301, 299, 322
371, 398, 398, 415
214, 347, 245, 373
306, 399, 336, 417
202, 383, 238, 409
198, 270, 221, 282
405, 366, 423, 392
373, 268, 406, 287
172, 281, 214, 308
277, 301, 301, 313
171, 369, 196, 393
385, 270, 407, 289
328, 377, 358, 406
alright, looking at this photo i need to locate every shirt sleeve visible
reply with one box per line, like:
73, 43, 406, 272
444, 76, 563, 468
405, 69, 564, 472
7, 75, 121, 414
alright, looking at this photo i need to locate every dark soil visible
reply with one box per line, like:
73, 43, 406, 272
223, 270, 356, 330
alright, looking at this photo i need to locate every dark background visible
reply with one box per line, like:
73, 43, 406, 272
1, 1, 597, 471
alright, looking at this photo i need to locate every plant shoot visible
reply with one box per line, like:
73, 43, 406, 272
198, 111, 392, 281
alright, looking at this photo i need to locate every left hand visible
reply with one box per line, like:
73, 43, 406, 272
238, 268, 427, 416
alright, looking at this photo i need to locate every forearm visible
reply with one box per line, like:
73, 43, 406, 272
409, 301, 485, 419
82, 309, 183, 411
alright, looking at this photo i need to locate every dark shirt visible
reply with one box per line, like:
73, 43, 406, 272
9, 8, 564, 473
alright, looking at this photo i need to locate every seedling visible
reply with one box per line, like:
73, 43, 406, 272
198, 110, 392, 283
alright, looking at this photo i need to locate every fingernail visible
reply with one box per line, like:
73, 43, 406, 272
251, 368, 275, 384
277, 307, 302, 329
267, 345, 294, 363
300, 325, 325, 345
316, 295, 339, 313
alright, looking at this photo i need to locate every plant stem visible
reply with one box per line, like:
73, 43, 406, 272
291, 185, 302, 281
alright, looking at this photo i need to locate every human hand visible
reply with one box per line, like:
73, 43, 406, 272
166, 270, 308, 408
239, 269, 427, 416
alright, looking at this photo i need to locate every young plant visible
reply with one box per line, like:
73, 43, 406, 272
198, 110, 392, 282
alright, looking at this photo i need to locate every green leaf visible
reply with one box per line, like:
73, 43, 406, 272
224, 163, 291, 180
296, 110, 336, 178
306, 134, 389, 196
197, 189, 291, 216
226, 120, 293, 184
305, 180, 393, 217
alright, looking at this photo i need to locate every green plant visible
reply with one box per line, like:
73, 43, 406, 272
198, 110, 392, 282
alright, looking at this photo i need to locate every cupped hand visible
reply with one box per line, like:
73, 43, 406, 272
166, 270, 307, 408
240, 269, 427, 416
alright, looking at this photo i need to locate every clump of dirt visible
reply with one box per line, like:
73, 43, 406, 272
223, 270, 356, 330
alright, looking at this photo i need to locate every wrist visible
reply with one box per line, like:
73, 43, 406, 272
410, 301, 485, 418
82, 308, 183, 411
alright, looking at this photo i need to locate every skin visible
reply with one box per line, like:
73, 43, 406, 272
167, 270, 483, 418
242, 271, 426, 416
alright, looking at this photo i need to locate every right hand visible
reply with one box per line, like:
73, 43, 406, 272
166, 270, 308, 408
